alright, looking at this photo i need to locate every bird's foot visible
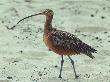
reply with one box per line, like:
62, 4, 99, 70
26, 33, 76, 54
75, 75, 79, 79
58, 75, 62, 78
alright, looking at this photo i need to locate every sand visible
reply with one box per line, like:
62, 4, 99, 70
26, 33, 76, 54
0, 0, 110, 82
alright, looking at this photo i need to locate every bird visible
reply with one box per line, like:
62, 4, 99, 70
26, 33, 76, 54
7, 9, 97, 79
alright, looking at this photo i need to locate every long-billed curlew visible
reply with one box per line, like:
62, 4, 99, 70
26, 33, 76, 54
7, 9, 97, 79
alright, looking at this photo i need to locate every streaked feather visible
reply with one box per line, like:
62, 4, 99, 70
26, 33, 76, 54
50, 29, 97, 58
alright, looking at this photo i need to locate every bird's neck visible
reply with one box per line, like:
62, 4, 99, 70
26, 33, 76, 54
44, 15, 53, 35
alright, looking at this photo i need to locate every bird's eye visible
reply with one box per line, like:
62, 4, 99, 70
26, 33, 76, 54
41, 9, 48, 13
45, 9, 49, 13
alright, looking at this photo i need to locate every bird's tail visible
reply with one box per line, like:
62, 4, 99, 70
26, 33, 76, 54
85, 46, 97, 59
86, 53, 95, 59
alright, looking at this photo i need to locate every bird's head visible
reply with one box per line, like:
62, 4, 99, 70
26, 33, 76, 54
37, 9, 54, 16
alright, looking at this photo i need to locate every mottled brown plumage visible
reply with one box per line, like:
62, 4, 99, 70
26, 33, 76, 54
8, 9, 97, 79
42, 9, 97, 58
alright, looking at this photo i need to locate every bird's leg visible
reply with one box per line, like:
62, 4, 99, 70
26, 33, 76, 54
59, 55, 64, 78
68, 56, 79, 79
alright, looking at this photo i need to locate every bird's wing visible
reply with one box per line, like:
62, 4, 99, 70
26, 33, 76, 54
50, 29, 97, 55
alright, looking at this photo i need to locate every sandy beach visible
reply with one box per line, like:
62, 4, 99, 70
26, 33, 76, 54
0, 0, 110, 82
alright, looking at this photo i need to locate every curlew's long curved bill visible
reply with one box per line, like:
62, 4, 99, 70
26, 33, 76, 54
7, 12, 44, 30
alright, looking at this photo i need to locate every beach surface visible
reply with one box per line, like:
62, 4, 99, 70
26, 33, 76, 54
0, 0, 110, 82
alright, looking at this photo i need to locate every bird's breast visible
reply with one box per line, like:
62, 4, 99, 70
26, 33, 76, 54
43, 34, 79, 55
